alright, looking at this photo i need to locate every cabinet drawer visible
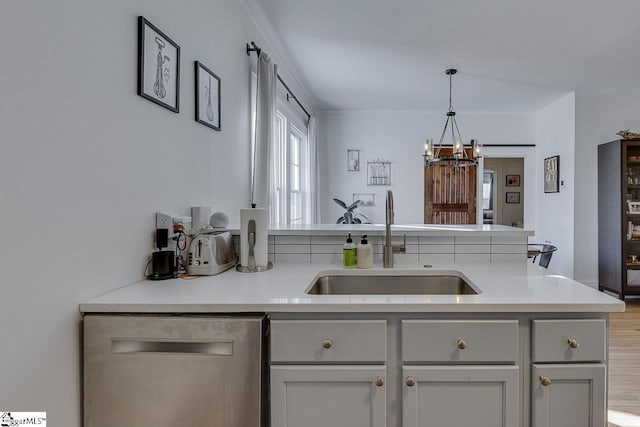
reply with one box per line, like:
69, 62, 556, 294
271, 320, 387, 363
402, 320, 519, 363
532, 319, 606, 362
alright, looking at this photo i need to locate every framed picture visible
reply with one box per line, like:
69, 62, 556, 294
195, 61, 221, 131
628, 201, 640, 214
137, 16, 180, 112
506, 174, 520, 186
347, 149, 360, 171
367, 160, 391, 186
506, 192, 521, 204
353, 193, 375, 206
544, 155, 560, 193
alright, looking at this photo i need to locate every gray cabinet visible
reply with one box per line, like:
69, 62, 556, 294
271, 365, 387, 427
531, 364, 606, 427
270, 320, 387, 427
401, 319, 520, 427
403, 365, 520, 427
530, 319, 607, 427
269, 314, 609, 427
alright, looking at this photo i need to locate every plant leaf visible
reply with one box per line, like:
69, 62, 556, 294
344, 212, 353, 224
333, 198, 347, 209
347, 201, 361, 211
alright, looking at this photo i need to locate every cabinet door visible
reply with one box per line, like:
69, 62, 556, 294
402, 365, 519, 427
271, 365, 386, 427
531, 364, 606, 427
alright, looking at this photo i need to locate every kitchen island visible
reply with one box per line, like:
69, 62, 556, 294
81, 259, 622, 427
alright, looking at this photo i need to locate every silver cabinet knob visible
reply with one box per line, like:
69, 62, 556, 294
406, 376, 416, 387
567, 338, 579, 349
375, 376, 384, 387
457, 339, 468, 350
539, 376, 551, 387
322, 339, 333, 349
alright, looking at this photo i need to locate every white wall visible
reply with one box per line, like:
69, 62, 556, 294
318, 110, 535, 224
534, 92, 575, 278
0, 1, 308, 425
574, 88, 640, 286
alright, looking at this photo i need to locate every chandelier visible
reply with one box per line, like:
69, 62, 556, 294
423, 69, 481, 167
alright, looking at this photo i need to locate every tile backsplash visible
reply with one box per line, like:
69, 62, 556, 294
233, 234, 527, 265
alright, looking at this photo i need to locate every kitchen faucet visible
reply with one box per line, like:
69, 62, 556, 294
383, 190, 406, 268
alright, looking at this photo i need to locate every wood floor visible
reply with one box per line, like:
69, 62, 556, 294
608, 302, 640, 426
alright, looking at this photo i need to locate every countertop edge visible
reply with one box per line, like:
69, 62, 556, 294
79, 302, 625, 314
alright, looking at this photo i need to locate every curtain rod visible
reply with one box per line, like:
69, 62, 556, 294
246, 41, 311, 122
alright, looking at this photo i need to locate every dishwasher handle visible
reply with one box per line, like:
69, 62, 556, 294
111, 339, 234, 356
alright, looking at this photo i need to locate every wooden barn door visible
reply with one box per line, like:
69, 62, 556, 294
424, 149, 477, 224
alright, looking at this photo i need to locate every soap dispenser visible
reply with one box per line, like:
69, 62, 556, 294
343, 233, 357, 268
357, 234, 373, 269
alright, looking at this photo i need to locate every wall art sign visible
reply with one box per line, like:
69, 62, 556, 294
506, 174, 520, 186
195, 61, 221, 131
138, 16, 180, 112
544, 155, 560, 193
506, 191, 521, 204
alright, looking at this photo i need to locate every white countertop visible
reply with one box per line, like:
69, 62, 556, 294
80, 261, 624, 314
224, 223, 534, 236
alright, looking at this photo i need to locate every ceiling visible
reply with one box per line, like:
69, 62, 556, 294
244, 0, 640, 112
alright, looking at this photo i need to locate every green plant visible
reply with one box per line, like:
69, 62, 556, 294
333, 198, 370, 224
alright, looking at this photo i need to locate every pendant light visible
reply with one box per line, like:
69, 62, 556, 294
423, 69, 481, 167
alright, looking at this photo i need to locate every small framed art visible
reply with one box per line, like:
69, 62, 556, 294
353, 193, 375, 206
137, 16, 180, 112
347, 149, 360, 171
506, 175, 520, 186
506, 192, 521, 204
195, 61, 221, 131
544, 155, 560, 193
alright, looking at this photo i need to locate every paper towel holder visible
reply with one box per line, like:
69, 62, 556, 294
236, 218, 273, 273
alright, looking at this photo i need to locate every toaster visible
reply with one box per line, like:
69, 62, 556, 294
187, 231, 237, 275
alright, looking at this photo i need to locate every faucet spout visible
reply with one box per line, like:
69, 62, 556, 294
385, 190, 394, 248
384, 190, 405, 268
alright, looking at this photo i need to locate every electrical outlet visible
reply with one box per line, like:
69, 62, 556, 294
156, 212, 176, 238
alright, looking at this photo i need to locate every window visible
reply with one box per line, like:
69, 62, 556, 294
272, 108, 310, 225
250, 72, 311, 225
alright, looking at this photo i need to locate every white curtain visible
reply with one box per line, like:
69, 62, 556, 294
251, 53, 277, 210
308, 116, 321, 223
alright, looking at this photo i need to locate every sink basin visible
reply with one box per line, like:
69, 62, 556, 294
305, 272, 479, 295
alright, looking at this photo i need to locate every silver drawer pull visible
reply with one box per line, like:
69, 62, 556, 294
322, 339, 333, 349
112, 339, 234, 355
539, 376, 551, 387
406, 376, 416, 387
457, 339, 468, 350
567, 338, 579, 349
374, 376, 384, 387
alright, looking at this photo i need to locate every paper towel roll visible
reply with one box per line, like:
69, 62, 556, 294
240, 208, 269, 268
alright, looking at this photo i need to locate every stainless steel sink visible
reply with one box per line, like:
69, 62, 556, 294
305, 272, 479, 295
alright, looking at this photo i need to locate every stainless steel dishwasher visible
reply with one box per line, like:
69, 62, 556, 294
83, 315, 266, 427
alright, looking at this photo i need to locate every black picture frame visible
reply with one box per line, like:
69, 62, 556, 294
544, 155, 560, 193
137, 16, 180, 113
195, 61, 221, 131
506, 174, 520, 186
506, 192, 521, 204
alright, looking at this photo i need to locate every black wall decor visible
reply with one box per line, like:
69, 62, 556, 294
138, 16, 180, 112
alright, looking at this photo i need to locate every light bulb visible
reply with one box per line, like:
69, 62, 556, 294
472, 139, 482, 158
